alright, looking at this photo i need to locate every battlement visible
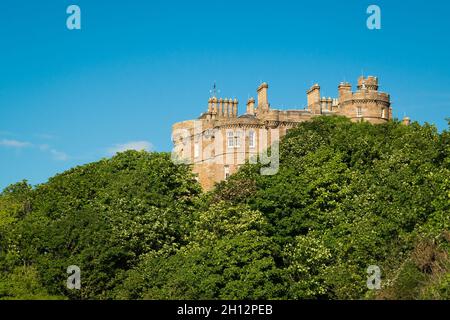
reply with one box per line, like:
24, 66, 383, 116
357, 76, 379, 91
340, 91, 390, 102
198, 76, 393, 124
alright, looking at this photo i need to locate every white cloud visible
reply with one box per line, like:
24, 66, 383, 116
38, 144, 50, 151
38, 144, 69, 161
108, 141, 153, 155
0, 139, 31, 148
49, 149, 69, 161
38, 144, 68, 161
0, 139, 69, 161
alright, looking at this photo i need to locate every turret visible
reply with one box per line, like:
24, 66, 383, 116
358, 76, 379, 91
338, 76, 390, 123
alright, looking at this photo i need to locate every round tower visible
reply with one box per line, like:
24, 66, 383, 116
339, 76, 390, 124
357, 76, 379, 91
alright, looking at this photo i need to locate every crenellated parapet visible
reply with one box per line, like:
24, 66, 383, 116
357, 75, 379, 91
338, 76, 391, 123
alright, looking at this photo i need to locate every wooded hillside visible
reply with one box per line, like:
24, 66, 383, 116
1, 116, 448, 299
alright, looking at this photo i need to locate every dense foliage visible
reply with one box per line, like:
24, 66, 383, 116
1, 116, 449, 299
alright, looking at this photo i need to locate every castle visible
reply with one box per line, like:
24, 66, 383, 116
172, 76, 403, 190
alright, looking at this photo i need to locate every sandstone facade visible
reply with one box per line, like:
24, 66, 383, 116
172, 76, 394, 190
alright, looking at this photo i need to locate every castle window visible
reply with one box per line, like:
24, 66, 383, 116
381, 108, 386, 119
235, 131, 242, 148
227, 131, 234, 148
224, 165, 230, 180
356, 106, 362, 117
194, 142, 200, 158
249, 130, 256, 148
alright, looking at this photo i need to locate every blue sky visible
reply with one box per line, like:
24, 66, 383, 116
0, 0, 449, 190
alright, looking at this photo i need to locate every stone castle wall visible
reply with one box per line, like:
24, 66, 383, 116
172, 76, 396, 190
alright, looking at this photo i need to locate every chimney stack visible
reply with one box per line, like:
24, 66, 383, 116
233, 98, 238, 117
246, 97, 255, 115
307, 84, 320, 110
218, 98, 223, 117
223, 98, 229, 117
208, 98, 213, 113
257, 82, 269, 111
338, 82, 352, 101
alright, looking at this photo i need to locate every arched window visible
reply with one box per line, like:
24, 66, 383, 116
381, 108, 386, 119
